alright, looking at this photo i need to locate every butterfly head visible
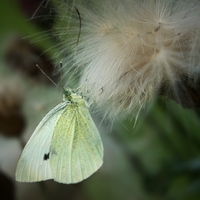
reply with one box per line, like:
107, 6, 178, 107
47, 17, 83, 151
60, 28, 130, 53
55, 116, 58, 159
62, 87, 84, 104
62, 87, 73, 101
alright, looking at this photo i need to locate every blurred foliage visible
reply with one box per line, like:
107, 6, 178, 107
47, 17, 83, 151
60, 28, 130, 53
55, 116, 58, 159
0, 0, 200, 200
114, 99, 200, 200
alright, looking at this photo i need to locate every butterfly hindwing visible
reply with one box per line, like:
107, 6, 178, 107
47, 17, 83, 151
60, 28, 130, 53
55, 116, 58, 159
15, 101, 68, 182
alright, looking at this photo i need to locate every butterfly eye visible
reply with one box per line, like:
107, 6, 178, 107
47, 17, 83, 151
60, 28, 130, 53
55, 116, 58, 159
65, 90, 72, 96
62, 87, 72, 96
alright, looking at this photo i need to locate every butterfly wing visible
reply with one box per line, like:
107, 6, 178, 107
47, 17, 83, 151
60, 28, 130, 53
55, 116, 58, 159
50, 103, 103, 184
15, 101, 69, 182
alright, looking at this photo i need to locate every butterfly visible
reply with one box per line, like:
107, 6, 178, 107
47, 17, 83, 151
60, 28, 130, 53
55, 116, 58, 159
16, 87, 103, 184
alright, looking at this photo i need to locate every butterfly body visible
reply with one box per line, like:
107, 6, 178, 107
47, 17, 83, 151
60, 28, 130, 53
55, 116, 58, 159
16, 88, 103, 184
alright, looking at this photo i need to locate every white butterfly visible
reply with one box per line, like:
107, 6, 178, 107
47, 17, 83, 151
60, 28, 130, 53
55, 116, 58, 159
16, 88, 103, 184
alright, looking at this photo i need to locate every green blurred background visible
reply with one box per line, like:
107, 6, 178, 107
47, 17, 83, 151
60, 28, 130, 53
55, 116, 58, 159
0, 0, 200, 200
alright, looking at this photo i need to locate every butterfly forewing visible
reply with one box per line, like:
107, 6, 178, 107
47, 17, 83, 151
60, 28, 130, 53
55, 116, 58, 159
15, 101, 68, 182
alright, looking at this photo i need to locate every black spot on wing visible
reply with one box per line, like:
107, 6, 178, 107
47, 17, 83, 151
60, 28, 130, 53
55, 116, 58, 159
43, 152, 50, 161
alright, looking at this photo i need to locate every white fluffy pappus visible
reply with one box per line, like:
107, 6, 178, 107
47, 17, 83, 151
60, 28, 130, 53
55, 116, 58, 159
59, 0, 200, 119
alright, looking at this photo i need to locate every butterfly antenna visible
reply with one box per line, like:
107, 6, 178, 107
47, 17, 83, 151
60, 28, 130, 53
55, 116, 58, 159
59, 61, 67, 90
58, 61, 63, 77
74, 7, 82, 46
59, 61, 63, 69
59, 62, 72, 94
36, 64, 57, 87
